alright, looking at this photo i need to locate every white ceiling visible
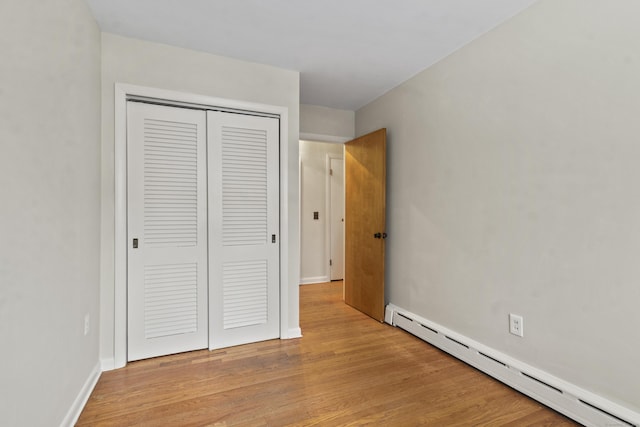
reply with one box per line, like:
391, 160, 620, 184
85, 0, 538, 110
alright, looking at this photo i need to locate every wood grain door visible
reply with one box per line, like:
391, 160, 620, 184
344, 128, 386, 321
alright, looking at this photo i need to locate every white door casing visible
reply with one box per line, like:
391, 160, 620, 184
329, 157, 344, 281
207, 111, 281, 350
113, 84, 295, 369
127, 102, 208, 361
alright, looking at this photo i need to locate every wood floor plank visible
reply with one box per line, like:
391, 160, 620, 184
78, 281, 578, 426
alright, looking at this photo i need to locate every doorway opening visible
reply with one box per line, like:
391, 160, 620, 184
298, 129, 387, 322
299, 139, 345, 286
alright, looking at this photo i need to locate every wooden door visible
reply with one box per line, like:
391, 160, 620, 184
329, 157, 344, 280
127, 102, 209, 361
344, 129, 386, 321
207, 111, 280, 350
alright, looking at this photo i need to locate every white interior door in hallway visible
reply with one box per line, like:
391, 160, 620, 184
127, 102, 280, 361
329, 157, 344, 281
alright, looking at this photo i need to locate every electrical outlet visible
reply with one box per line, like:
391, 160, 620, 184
84, 313, 90, 336
509, 313, 523, 337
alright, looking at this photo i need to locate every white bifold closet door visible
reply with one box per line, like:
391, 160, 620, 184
207, 111, 280, 350
127, 102, 208, 361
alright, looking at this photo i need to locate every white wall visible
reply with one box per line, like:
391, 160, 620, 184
299, 141, 344, 283
300, 104, 355, 139
100, 33, 301, 363
357, 0, 640, 415
0, 0, 102, 425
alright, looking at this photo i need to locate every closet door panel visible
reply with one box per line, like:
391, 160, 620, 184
127, 102, 208, 361
208, 111, 280, 349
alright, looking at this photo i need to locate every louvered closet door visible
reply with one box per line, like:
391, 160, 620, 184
127, 102, 208, 361
208, 111, 280, 349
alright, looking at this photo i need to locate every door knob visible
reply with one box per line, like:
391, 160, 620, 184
374, 232, 382, 239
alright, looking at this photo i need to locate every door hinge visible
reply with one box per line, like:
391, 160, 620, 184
330, 169, 333, 176
330, 259, 333, 266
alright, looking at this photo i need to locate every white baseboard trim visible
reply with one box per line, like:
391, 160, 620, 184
101, 357, 115, 372
283, 327, 303, 339
385, 304, 639, 427
300, 276, 330, 285
60, 361, 101, 427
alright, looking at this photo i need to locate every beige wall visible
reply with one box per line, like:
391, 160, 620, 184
100, 33, 301, 363
300, 104, 355, 139
300, 141, 344, 283
0, 0, 102, 424
357, 0, 640, 414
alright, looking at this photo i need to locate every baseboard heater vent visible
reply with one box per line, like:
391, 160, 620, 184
395, 312, 412, 322
385, 304, 639, 427
478, 351, 507, 368
445, 335, 469, 349
579, 400, 636, 427
520, 372, 563, 395
419, 323, 438, 334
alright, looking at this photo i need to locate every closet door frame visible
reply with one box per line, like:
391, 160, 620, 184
113, 83, 294, 369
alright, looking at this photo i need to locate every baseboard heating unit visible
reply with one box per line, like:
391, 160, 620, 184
385, 304, 639, 427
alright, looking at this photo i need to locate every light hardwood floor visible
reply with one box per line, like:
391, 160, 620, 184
78, 282, 577, 426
